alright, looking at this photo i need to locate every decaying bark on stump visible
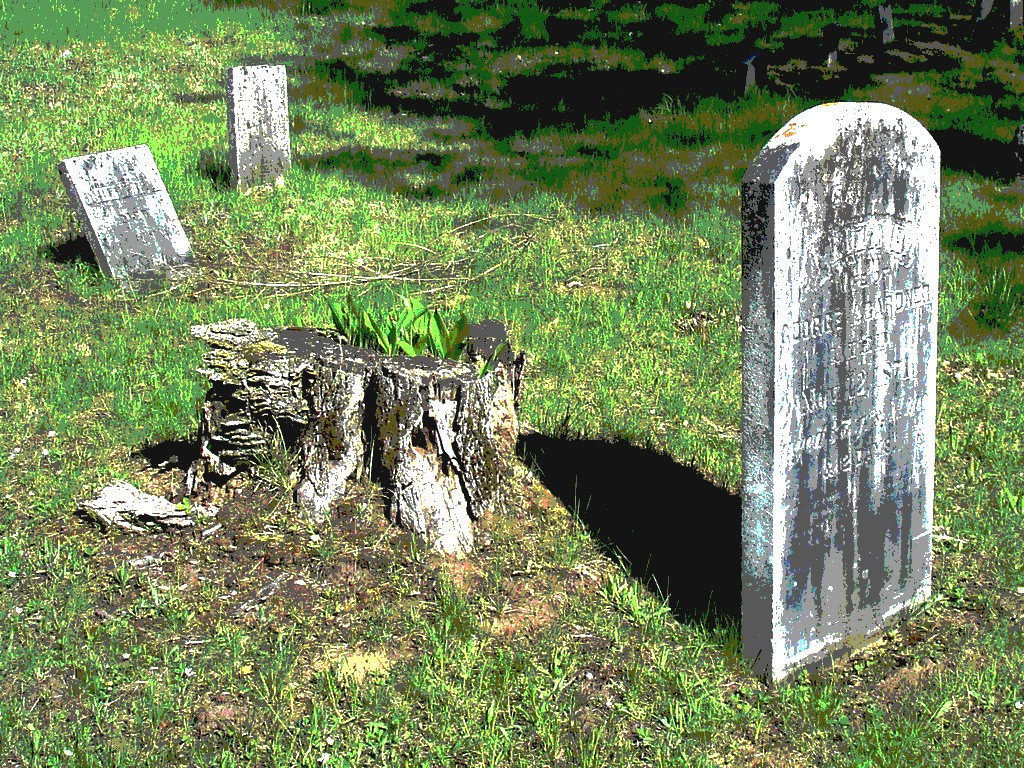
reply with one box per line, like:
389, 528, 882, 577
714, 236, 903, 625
372, 355, 519, 553
187, 318, 525, 553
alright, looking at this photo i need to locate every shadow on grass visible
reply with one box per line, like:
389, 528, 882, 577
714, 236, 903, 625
947, 223, 1024, 256
135, 438, 201, 475
44, 235, 97, 268
173, 92, 222, 105
278, 6, 1023, 219
312, 51, 749, 141
932, 128, 1015, 184
298, 136, 696, 214
517, 431, 741, 630
199, 148, 232, 190
943, 222, 1024, 340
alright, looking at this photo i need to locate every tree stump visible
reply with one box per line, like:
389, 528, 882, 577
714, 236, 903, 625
187, 318, 525, 554
373, 354, 519, 553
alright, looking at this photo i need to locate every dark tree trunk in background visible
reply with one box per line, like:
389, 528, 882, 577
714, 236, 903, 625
187, 318, 525, 554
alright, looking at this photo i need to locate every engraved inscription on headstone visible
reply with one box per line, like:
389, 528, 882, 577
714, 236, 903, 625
58, 145, 194, 288
226, 64, 291, 190
740, 102, 939, 682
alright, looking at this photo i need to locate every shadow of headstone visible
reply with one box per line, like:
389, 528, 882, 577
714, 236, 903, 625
517, 431, 741, 628
135, 437, 201, 474
198, 148, 232, 190
45, 235, 97, 268
931, 128, 1016, 183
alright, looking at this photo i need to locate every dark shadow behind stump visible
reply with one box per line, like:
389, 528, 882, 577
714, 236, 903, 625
187, 319, 524, 554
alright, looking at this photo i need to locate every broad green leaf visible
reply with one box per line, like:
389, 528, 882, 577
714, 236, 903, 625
346, 294, 362, 319
428, 312, 446, 356
365, 312, 385, 351
328, 299, 347, 335
448, 314, 470, 357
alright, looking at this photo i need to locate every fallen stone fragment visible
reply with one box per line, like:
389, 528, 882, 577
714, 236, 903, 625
79, 481, 195, 532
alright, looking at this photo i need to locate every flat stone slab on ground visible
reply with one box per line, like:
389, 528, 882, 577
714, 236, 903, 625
79, 481, 196, 532
58, 144, 194, 288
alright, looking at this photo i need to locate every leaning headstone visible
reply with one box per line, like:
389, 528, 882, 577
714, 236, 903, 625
876, 5, 895, 45
741, 102, 939, 682
226, 64, 291, 190
975, 0, 995, 22
58, 145, 194, 288
742, 52, 759, 95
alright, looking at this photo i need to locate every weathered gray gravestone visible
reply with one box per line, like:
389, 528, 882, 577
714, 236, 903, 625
226, 64, 291, 190
742, 52, 759, 95
877, 5, 895, 45
741, 102, 939, 682
974, 1, 1020, 31
58, 145, 194, 288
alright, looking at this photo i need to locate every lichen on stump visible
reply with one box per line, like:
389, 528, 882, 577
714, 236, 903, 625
186, 319, 376, 523
187, 318, 524, 554
372, 355, 519, 554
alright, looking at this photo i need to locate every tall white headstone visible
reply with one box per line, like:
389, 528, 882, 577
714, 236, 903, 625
227, 64, 291, 191
740, 102, 939, 682
58, 145, 194, 288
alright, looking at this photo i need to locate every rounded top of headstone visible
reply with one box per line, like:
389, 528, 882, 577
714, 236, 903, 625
742, 102, 938, 186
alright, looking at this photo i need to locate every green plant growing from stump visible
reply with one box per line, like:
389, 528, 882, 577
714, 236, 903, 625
326, 293, 507, 374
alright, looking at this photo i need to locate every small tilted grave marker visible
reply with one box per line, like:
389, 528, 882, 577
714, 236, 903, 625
226, 64, 291, 190
741, 102, 939, 681
58, 145, 194, 288
742, 52, 759, 95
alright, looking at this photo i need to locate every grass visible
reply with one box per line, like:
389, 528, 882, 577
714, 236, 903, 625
1, 0, 1024, 765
